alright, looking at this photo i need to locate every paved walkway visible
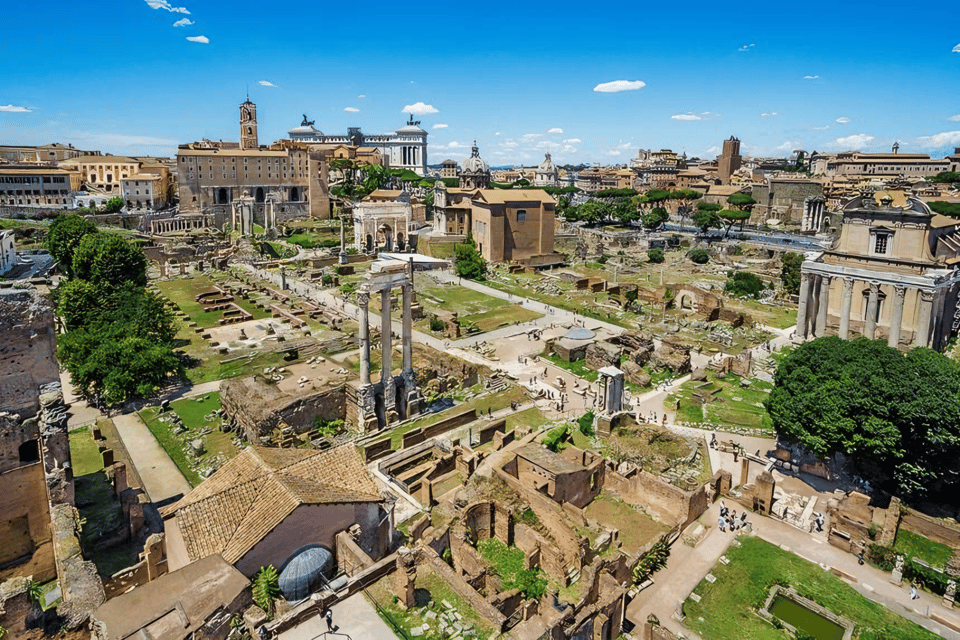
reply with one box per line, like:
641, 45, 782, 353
112, 412, 192, 504
277, 592, 397, 640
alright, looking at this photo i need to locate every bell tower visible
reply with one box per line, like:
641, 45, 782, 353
239, 98, 258, 150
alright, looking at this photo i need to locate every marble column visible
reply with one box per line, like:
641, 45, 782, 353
796, 273, 813, 340
815, 275, 832, 336
358, 292, 370, 385
402, 283, 413, 374
839, 277, 854, 339
864, 282, 880, 339
381, 289, 392, 383
915, 290, 934, 348
888, 286, 906, 349
339, 212, 349, 264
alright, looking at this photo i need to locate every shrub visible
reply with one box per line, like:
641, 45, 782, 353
340, 283, 356, 294
647, 248, 665, 264
321, 274, 333, 286
688, 249, 709, 264
253, 565, 281, 617
429, 317, 445, 332
724, 271, 765, 298
542, 424, 569, 452
578, 411, 595, 436
597, 255, 609, 265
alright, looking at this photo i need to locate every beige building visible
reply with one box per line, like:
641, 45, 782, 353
60, 154, 140, 194
439, 158, 459, 179
718, 136, 742, 185
0, 143, 95, 163
811, 146, 949, 179
0, 167, 80, 207
121, 174, 168, 210
797, 190, 960, 351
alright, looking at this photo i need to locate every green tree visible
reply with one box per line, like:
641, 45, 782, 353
688, 249, 710, 264
578, 200, 609, 225
73, 233, 147, 290
642, 207, 669, 230
512, 567, 547, 599
780, 252, 803, 295
624, 287, 640, 310
46, 214, 99, 278
929, 201, 960, 217
253, 565, 282, 618
647, 248, 665, 264
670, 188, 703, 219
766, 337, 960, 498
726, 192, 757, 212
578, 410, 595, 436
928, 172, 960, 184
454, 233, 486, 281
103, 196, 125, 214
717, 209, 751, 238
633, 534, 672, 584
724, 271, 765, 298
692, 209, 720, 234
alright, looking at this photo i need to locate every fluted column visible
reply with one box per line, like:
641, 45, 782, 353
839, 277, 854, 339
864, 282, 880, 339
915, 289, 935, 348
381, 289, 392, 383
796, 272, 813, 340
888, 286, 906, 349
815, 275, 832, 337
358, 292, 370, 385
402, 283, 413, 374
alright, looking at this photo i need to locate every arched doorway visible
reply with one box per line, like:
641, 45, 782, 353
218, 187, 229, 204
255, 187, 265, 203
378, 224, 393, 252
290, 187, 299, 202
366, 234, 374, 252
396, 232, 405, 251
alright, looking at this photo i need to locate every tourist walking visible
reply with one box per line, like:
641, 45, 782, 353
717, 516, 726, 533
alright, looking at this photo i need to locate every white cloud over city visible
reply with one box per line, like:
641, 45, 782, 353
672, 113, 701, 121
172, 18, 193, 26
344, 107, 359, 112
948, 115, 960, 122
835, 133, 874, 148
593, 80, 645, 93
402, 102, 438, 115
836, 117, 850, 124
918, 131, 960, 148
738, 43, 755, 52
803, 75, 819, 80
547, 128, 563, 134
258, 81, 277, 87
0, 105, 31, 113
145, 0, 190, 14
186, 35, 209, 44
432, 124, 448, 129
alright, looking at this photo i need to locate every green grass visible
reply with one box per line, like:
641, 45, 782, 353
138, 393, 236, 487
507, 406, 548, 431
156, 275, 272, 329
69, 427, 104, 477
545, 353, 599, 382
478, 538, 526, 584
668, 371, 775, 433
74, 469, 139, 579
683, 536, 942, 640
893, 529, 954, 568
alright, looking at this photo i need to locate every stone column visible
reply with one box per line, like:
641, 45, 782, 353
402, 283, 413, 374
888, 286, 906, 349
916, 289, 935, 348
381, 288, 392, 382
815, 275, 831, 337
796, 272, 813, 340
339, 212, 348, 264
864, 282, 880, 339
358, 292, 370, 385
839, 277, 854, 339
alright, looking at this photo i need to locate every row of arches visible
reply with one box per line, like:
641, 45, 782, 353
216, 187, 302, 205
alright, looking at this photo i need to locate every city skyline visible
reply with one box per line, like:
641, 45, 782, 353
2, 0, 959, 163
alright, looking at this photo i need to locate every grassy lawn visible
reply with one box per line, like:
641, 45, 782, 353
69, 426, 104, 477
138, 392, 238, 487
506, 406, 548, 431
365, 566, 496, 640
584, 492, 671, 555
683, 536, 942, 640
668, 371, 774, 433
893, 529, 954, 568
156, 275, 272, 329
546, 353, 599, 382
406, 274, 543, 333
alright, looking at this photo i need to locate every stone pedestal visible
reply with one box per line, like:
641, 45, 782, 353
891, 555, 904, 586
395, 547, 417, 610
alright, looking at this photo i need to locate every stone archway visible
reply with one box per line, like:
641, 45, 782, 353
255, 187, 265, 203
366, 234, 374, 252
378, 224, 394, 252
397, 232, 405, 251
679, 294, 694, 310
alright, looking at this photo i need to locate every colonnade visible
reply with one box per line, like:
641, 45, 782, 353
796, 272, 937, 349
150, 216, 205, 234
356, 284, 414, 387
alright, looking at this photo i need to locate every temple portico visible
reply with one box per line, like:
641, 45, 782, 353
355, 260, 421, 431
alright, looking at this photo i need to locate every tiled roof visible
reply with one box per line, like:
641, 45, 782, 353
163, 445, 381, 564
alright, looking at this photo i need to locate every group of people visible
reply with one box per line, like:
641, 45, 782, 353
718, 502, 748, 533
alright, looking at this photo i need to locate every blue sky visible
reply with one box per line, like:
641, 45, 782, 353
2, 0, 959, 165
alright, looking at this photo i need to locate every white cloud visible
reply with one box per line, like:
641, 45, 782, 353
706, 146, 720, 154
258, 80, 277, 87
145, 0, 189, 13
953, 44, 960, 53
948, 115, 960, 122
776, 141, 796, 151
593, 80, 645, 93
402, 102, 437, 115
186, 35, 209, 43
918, 131, 960, 148
357, 94, 366, 98
432, 124, 448, 129
738, 43, 755, 52
813, 125, 830, 130
344, 107, 359, 112
172, 17, 193, 26
69, 131, 179, 150
836, 117, 850, 124
0, 105, 31, 113
522, 133, 542, 139
564, 138, 581, 143
547, 128, 563, 134
494, 132, 501, 136
803, 75, 819, 80
761, 112, 778, 117
672, 113, 701, 121
835, 134, 874, 148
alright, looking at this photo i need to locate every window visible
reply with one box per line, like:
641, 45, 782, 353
873, 232, 890, 255
516, 210, 527, 222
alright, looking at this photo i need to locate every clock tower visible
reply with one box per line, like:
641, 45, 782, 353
239, 98, 258, 150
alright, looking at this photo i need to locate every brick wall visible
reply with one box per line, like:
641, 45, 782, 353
604, 469, 708, 528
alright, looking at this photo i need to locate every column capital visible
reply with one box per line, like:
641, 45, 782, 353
357, 292, 370, 307
869, 281, 880, 293
819, 274, 833, 284
894, 285, 906, 298
920, 289, 936, 302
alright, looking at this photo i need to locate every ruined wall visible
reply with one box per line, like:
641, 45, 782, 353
335, 530, 375, 577
278, 384, 346, 433
0, 287, 58, 419
412, 343, 488, 389
0, 462, 55, 582
604, 470, 707, 528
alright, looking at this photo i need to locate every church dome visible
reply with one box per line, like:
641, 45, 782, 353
538, 153, 556, 172
278, 545, 333, 601
462, 142, 489, 174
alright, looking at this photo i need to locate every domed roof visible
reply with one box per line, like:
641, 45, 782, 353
462, 142, 489, 174
538, 153, 556, 173
278, 545, 333, 601
562, 327, 595, 341
288, 125, 323, 137
397, 124, 427, 135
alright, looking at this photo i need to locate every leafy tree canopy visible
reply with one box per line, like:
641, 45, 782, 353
766, 337, 960, 498
780, 252, 803, 296
726, 192, 757, 211
647, 248, 665, 264
595, 188, 638, 199
692, 209, 720, 234
696, 201, 723, 213
928, 201, 960, 218
642, 207, 669, 230
73, 233, 147, 290
46, 214, 99, 277
103, 196, 125, 214
717, 208, 751, 238
724, 271, 765, 298
454, 233, 486, 281
928, 172, 960, 184
688, 249, 710, 264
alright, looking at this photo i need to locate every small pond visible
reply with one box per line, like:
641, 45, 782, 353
769, 594, 845, 640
